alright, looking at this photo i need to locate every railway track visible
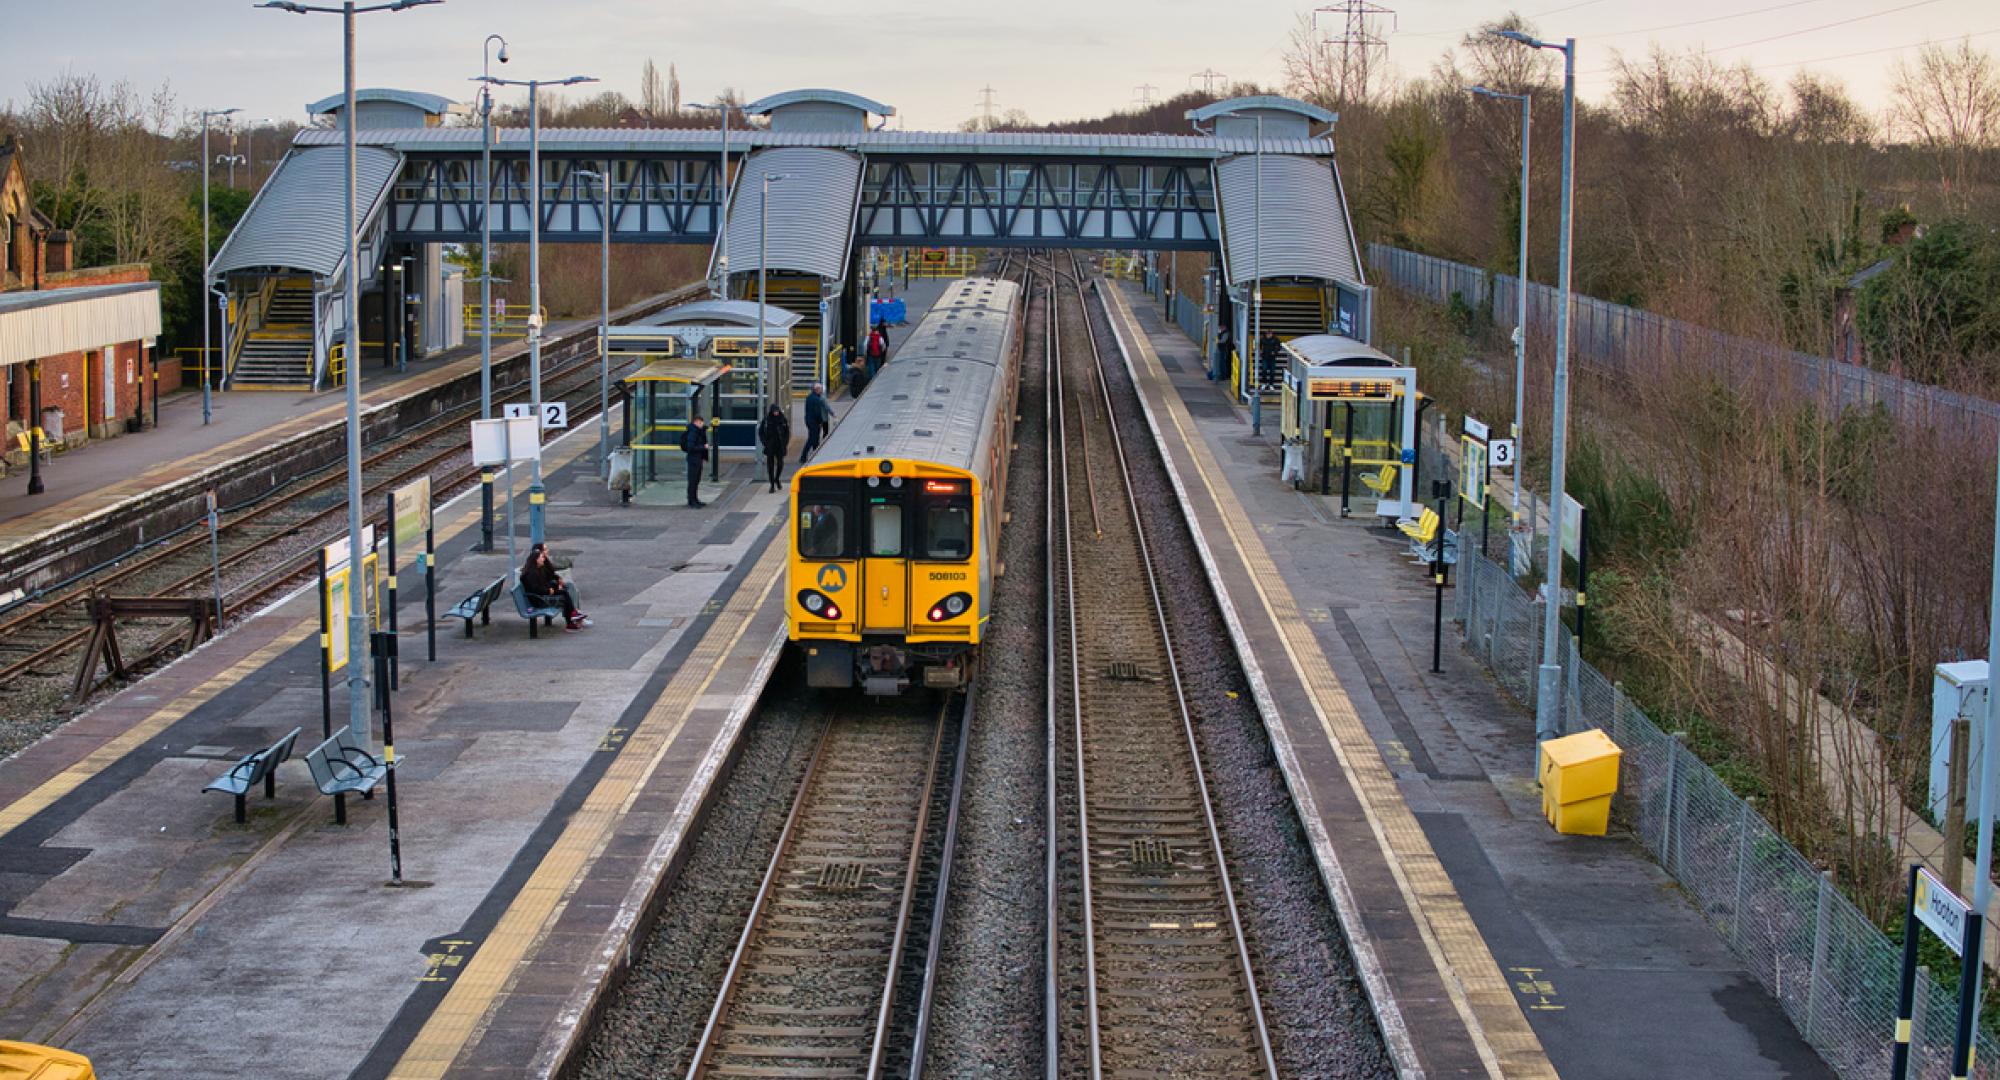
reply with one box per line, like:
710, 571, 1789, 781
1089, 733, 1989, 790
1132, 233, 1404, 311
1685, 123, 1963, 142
686, 690, 968, 1079
0, 291, 694, 697
1047, 256, 1278, 1077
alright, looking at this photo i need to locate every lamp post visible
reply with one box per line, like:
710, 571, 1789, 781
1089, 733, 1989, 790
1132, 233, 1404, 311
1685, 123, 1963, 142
1468, 84, 1532, 528
473, 33, 507, 551
1495, 28, 1576, 760
258, 0, 441, 749
757, 174, 789, 479
687, 100, 733, 298
217, 152, 247, 188
478, 70, 599, 547
577, 165, 612, 478
199, 106, 239, 427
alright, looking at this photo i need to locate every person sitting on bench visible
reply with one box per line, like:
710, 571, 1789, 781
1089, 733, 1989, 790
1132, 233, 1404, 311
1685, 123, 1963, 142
521, 543, 588, 631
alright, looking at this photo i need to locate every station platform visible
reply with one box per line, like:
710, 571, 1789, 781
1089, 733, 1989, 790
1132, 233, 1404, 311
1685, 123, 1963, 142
0, 317, 596, 549
1102, 281, 1833, 1080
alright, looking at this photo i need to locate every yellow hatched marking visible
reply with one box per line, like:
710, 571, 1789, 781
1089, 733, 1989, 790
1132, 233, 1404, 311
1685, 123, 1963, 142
388, 542, 785, 1079
1104, 285, 1556, 1079
0, 618, 316, 842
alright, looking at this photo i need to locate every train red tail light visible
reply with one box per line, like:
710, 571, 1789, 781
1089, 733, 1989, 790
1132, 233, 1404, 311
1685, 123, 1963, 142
927, 592, 973, 622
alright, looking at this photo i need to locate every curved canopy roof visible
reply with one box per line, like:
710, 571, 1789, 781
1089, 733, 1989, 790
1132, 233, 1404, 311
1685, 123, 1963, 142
1186, 95, 1337, 126
712, 147, 863, 281
306, 88, 459, 117
1284, 333, 1396, 368
745, 89, 895, 118
209, 146, 402, 279
1215, 154, 1362, 288
637, 299, 802, 331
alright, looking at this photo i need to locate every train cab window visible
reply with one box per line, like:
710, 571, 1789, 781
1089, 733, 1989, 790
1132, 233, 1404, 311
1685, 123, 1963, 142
921, 481, 973, 560
799, 503, 848, 559
867, 502, 905, 557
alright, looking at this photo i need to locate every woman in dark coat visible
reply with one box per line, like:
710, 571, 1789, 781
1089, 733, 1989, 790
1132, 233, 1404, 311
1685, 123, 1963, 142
521, 543, 587, 630
758, 403, 791, 493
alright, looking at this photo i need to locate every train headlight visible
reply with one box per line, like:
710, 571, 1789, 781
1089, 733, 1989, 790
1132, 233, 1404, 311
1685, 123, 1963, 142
797, 590, 841, 620
928, 592, 973, 621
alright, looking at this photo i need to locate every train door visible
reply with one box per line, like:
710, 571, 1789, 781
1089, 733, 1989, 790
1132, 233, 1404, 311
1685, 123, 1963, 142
861, 483, 908, 632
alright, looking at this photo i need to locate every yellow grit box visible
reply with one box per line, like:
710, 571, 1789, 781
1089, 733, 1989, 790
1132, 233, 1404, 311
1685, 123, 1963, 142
1539, 728, 1623, 836
0, 1042, 95, 1080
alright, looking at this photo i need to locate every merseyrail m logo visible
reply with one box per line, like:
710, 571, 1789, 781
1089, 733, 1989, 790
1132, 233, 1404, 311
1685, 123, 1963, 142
816, 564, 848, 593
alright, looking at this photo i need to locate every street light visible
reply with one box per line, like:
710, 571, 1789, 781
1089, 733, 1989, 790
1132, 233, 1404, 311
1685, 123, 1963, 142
216, 152, 247, 188
477, 70, 599, 546
1468, 84, 1532, 530
199, 106, 239, 427
257, 0, 442, 751
1492, 28, 1576, 764
687, 100, 734, 299
576, 165, 612, 478
473, 32, 507, 552
752, 173, 788, 485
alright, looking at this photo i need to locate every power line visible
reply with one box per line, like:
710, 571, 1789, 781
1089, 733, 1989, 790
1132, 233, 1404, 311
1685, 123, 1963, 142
1592, 0, 1828, 41
1579, 0, 1951, 75
1189, 67, 1229, 95
1745, 24, 2000, 71
1398, 0, 1610, 40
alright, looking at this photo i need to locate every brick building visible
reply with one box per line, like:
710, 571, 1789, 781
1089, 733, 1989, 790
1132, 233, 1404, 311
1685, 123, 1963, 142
1, 135, 165, 480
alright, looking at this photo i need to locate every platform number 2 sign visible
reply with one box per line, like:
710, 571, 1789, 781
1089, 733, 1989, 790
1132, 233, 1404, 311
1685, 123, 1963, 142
504, 402, 569, 430
1490, 439, 1517, 468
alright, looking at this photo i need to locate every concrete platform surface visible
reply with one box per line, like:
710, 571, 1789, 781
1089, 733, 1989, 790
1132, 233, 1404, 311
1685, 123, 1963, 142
1106, 281, 1834, 1080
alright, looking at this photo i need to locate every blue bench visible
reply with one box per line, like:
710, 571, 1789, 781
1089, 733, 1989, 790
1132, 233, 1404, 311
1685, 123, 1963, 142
448, 577, 507, 638
305, 729, 394, 806
203, 726, 302, 823
512, 582, 565, 638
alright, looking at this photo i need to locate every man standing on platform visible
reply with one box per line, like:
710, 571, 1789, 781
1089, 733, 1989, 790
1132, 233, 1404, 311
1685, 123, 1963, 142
801, 383, 830, 463
679, 415, 709, 508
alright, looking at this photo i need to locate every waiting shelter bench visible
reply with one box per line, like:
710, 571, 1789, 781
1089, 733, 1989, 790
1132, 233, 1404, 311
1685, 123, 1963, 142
448, 577, 507, 638
1397, 506, 1458, 566
202, 726, 303, 823
511, 582, 565, 637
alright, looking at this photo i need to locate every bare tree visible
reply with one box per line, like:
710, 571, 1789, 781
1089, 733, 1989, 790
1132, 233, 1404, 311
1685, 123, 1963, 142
639, 59, 667, 123
1889, 39, 2000, 209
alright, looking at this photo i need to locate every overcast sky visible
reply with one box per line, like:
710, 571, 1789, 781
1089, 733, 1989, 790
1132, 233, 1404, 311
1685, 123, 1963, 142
0, 0, 1994, 134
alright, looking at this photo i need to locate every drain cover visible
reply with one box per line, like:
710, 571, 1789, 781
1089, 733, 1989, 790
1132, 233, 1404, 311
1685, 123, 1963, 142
1106, 662, 1144, 681
1131, 838, 1175, 868
818, 863, 865, 890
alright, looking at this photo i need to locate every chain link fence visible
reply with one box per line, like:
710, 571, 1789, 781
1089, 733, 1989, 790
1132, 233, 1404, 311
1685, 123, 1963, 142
1455, 544, 1997, 1080
1369, 243, 2000, 443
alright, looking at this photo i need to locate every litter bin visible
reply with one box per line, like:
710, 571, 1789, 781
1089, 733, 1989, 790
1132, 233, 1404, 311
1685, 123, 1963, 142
40, 406, 63, 445
1280, 438, 1304, 486
607, 447, 634, 503
1539, 728, 1622, 836
0, 1041, 96, 1079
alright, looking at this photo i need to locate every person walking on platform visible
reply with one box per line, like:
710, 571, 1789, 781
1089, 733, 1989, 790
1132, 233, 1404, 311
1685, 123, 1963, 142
845, 355, 870, 399
1258, 330, 1282, 389
679, 414, 710, 508
801, 384, 830, 464
759, 403, 791, 493
866, 323, 889, 377
522, 543, 588, 631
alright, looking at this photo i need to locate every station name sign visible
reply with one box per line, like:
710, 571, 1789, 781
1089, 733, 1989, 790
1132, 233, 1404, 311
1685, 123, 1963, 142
1915, 867, 1970, 956
1307, 378, 1397, 401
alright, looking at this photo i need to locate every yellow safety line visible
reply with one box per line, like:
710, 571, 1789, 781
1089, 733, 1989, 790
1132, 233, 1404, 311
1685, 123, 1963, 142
0, 618, 316, 842
389, 542, 786, 1079
1104, 286, 1557, 1079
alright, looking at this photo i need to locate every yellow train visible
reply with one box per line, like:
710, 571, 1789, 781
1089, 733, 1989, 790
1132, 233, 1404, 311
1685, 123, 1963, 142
789, 276, 1023, 693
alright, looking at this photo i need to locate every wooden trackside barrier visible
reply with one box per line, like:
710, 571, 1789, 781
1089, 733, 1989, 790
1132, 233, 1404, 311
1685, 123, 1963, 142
74, 593, 216, 697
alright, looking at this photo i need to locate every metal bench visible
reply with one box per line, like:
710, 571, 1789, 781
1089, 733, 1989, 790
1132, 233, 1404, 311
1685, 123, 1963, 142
304, 730, 391, 802
1397, 507, 1458, 566
511, 582, 565, 638
202, 726, 302, 823
447, 577, 506, 638
1361, 463, 1397, 499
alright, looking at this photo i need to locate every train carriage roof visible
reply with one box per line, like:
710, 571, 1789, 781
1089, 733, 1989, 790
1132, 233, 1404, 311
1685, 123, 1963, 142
810, 357, 1000, 473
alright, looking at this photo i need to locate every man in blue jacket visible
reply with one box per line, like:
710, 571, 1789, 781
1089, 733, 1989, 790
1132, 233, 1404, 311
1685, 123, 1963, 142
679, 415, 709, 508
801, 383, 830, 464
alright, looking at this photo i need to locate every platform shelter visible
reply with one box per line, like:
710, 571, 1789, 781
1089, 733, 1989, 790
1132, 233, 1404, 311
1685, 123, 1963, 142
614, 300, 797, 493
1280, 333, 1418, 518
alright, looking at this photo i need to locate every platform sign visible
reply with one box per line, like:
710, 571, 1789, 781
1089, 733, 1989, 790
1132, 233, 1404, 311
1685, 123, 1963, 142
326, 568, 351, 672
541, 401, 568, 429
472, 416, 541, 465
1914, 867, 1970, 956
1560, 493, 1585, 561
1307, 378, 1397, 401
1461, 437, 1488, 510
1490, 439, 1517, 468
391, 477, 432, 563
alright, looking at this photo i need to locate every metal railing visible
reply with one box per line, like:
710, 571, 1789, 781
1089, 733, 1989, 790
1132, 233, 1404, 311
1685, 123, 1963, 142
1453, 542, 1998, 1080
462, 303, 545, 341
1367, 243, 2000, 442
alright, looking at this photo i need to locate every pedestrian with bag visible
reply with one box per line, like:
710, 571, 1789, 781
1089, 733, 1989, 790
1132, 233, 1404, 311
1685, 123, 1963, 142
801, 383, 830, 463
866, 323, 889, 376
679, 414, 709, 508
758, 403, 791, 493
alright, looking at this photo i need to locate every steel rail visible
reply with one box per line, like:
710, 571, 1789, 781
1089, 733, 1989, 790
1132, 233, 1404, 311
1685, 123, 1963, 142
1072, 256, 1279, 1077
1041, 272, 1063, 1080
907, 682, 975, 1078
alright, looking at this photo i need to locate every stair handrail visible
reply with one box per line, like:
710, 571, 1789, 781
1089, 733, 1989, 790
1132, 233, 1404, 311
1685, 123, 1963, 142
222, 277, 280, 389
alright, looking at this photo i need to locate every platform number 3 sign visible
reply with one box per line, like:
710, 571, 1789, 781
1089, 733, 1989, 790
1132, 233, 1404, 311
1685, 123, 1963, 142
1490, 439, 1517, 468
504, 402, 569, 430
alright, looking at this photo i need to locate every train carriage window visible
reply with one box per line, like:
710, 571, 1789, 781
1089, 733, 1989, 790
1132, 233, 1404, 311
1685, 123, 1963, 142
799, 503, 848, 559
868, 501, 905, 557
921, 481, 973, 560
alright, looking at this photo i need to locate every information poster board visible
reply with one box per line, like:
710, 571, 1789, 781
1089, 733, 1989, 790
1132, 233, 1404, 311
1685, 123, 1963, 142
391, 476, 432, 564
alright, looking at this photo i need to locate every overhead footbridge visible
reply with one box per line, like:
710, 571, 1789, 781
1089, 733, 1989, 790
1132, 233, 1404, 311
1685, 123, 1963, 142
212, 88, 1368, 397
